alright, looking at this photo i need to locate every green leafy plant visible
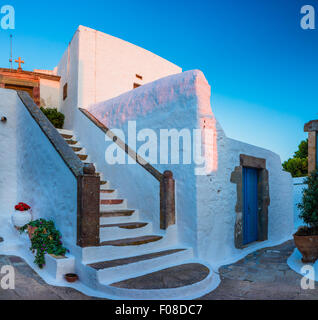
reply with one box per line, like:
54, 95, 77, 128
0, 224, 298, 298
297, 170, 318, 235
282, 157, 308, 178
40, 107, 65, 129
282, 139, 308, 178
20, 219, 68, 268
294, 140, 308, 159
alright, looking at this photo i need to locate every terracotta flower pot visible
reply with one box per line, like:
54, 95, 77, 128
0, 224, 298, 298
28, 226, 38, 239
64, 273, 79, 283
294, 233, 318, 263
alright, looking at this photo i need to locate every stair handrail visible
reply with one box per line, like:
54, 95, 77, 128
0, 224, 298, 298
18, 91, 100, 248
79, 108, 175, 230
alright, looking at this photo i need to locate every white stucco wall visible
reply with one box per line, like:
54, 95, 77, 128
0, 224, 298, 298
75, 69, 294, 264
73, 70, 204, 244
13, 92, 78, 250
56, 30, 80, 129
0, 89, 78, 250
57, 25, 182, 129
197, 134, 294, 263
0, 89, 18, 234
40, 78, 60, 109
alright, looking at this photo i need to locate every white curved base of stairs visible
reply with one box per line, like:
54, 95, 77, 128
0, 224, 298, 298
76, 258, 219, 300
95, 264, 218, 300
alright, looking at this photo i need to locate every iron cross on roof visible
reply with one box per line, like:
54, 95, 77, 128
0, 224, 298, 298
15, 57, 24, 70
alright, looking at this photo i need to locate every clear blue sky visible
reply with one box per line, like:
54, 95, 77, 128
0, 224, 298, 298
0, 0, 317, 161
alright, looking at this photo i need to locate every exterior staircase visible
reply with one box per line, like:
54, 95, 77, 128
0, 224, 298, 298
57, 128, 215, 299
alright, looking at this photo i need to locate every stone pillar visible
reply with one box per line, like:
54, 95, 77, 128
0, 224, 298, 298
77, 164, 100, 247
308, 131, 317, 174
160, 171, 176, 230
304, 120, 318, 174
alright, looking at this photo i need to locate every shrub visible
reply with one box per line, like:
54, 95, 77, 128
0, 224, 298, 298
298, 170, 318, 229
40, 107, 65, 129
20, 219, 68, 268
282, 139, 308, 177
294, 140, 308, 159
282, 157, 308, 178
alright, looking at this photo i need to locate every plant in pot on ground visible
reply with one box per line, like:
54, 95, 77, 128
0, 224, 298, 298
295, 170, 318, 263
20, 219, 68, 269
12, 202, 32, 229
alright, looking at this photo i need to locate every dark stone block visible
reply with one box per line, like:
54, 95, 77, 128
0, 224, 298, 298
77, 175, 100, 247
304, 120, 318, 132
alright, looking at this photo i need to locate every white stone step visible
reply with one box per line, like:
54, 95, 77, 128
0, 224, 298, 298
100, 200, 127, 211
90, 248, 194, 285
99, 221, 153, 242
100, 190, 118, 200
75, 257, 215, 300
74, 148, 88, 156
100, 209, 140, 225
99, 181, 111, 189
57, 129, 74, 135
81, 230, 176, 263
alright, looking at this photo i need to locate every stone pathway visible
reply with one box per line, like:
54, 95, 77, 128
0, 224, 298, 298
0, 240, 317, 300
200, 240, 318, 300
0, 255, 98, 300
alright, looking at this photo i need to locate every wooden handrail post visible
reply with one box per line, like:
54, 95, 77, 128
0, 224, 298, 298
160, 171, 176, 230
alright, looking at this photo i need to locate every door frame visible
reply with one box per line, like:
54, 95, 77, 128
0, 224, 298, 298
231, 154, 270, 249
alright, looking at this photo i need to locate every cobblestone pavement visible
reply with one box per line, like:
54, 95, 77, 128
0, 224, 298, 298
0, 240, 317, 300
200, 240, 318, 300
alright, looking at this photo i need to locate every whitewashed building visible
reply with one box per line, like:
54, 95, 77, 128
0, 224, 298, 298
0, 26, 294, 299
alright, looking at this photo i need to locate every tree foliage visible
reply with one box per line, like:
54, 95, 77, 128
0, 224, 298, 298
282, 139, 308, 177
294, 139, 308, 159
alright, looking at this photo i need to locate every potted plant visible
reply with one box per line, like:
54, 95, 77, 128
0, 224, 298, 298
64, 273, 79, 283
12, 202, 32, 229
295, 170, 318, 263
20, 219, 68, 269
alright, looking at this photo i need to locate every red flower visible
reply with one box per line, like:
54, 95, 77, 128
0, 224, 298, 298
14, 202, 31, 211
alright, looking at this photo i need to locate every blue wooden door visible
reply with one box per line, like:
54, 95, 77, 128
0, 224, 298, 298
316, 133, 318, 169
243, 167, 259, 245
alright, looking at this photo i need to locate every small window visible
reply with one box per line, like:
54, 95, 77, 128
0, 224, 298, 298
63, 83, 68, 100
136, 74, 143, 80
133, 83, 141, 89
